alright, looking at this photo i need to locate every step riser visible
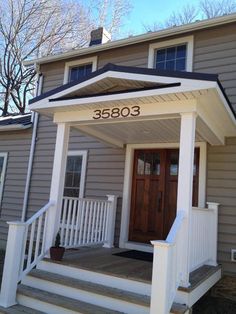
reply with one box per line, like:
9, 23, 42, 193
17, 294, 79, 314
38, 260, 151, 296
22, 275, 149, 314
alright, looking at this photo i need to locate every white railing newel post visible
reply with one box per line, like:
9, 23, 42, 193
207, 202, 219, 266
0, 222, 26, 307
103, 195, 118, 248
150, 241, 172, 314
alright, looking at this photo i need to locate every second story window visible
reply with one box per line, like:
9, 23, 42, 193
148, 36, 193, 72
69, 63, 93, 82
155, 44, 187, 71
63, 56, 97, 84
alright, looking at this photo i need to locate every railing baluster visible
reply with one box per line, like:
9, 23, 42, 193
87, 201, 93, 244
60, 198, 68, 246
83, 201, 89, 244
27, 221, 36, 268
34, 216, 42, 263
95, 201, 100, 243
91, 201, 97, 244
102, 202, 107, 241
74, 199, 81, 246
69, 199, 77, 246
78, 199, 85, 245
64, 199, 72, 246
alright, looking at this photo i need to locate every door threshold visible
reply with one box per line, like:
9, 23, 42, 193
123, 241, 153, 253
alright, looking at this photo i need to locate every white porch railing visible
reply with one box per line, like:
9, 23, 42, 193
150, 202, 219, 314
0, 201, 55, 307
60, 195, 117, 248
190, 202, 219, 271
150, 211, 186, 314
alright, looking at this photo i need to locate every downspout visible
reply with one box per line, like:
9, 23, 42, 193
21, 66, 43, 222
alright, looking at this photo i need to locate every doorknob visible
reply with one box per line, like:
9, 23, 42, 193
157, 191, 162, 212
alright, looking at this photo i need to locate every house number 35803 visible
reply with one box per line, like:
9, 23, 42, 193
92, 106, 140, 120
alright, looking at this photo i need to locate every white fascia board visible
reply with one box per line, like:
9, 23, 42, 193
215, 85, 236, 126
24, 13, 236, 66
30, 80, 217, 111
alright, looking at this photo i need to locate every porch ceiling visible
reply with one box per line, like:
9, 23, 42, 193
73, 116, 219, 147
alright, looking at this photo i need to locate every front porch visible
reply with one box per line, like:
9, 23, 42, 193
1, 64, 236, 313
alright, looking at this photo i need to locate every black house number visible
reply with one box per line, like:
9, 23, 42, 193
92, 106, 140, 120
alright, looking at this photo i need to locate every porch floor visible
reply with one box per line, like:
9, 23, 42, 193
45, 246, 153, 283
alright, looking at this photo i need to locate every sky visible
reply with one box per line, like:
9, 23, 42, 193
126, 0, 202, 35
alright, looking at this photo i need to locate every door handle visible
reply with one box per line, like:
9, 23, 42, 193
157, 191, 162, 212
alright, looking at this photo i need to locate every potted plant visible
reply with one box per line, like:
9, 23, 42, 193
50, 232, 65, 261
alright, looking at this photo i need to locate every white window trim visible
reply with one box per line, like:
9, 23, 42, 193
119, 141, 206, 251
66, 150, 88, 198
0, 152, 8, 207
148, 35, 194, 71
63, 56, 98, 84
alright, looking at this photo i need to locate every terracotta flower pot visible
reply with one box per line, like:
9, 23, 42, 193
50, 246, 65, 261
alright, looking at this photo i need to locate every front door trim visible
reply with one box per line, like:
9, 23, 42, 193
119, 142, 207, 250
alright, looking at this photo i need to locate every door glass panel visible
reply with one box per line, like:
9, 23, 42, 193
137, 152, 145, 175
152, 153, 160, 175
144, 153, 152, 175
170, 151, 179, 176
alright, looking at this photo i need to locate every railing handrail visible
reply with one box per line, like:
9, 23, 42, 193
166, 210, 185, 243
26, 200, 55, 225
62, 196, 111, 203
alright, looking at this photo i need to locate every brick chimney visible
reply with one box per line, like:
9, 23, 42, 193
89, 27, 111, 46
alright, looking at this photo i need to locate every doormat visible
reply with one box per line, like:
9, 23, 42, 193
113, 250, 153, 262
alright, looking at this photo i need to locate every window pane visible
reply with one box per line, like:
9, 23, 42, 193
145, 153, 152, 175
166, 47, 176, 61
0, 157, 4, 173
177, 45, 186, 58
64, 155, 83, 197
170, 151, 179, 176
156, 49, 166, 62
156, 61, 165, 70
137, 152, 145, 175
166, 60, 175, 70
176, 58, 186, 71
152, 153, 160, 175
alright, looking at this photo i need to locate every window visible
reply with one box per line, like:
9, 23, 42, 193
148, 36, 193, 71
70, 63, 93, 82
64, 151, 87, 198
155, 44, 186, 71
0, 153, 8, 206
63, 56, 97, 84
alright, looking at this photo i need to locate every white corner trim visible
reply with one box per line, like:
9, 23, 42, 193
148, 35, 194, 71
63, 56, 98, 84
0, 152, 8, 207
119, 141, 206, 248
67, 150, 88, 198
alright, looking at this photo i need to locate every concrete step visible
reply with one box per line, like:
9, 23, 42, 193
22, 268, 150, 314
0, 304, 44, 314
17, 285, 124, 314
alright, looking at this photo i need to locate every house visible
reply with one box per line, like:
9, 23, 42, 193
0, 13, 236, 314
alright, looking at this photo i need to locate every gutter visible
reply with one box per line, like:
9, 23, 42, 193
21, 71, 43, 222
24, 13, 236, 66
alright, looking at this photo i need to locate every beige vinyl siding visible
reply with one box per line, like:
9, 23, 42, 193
0, 129, 32, 247
207, 138, 236, 274
194, 23, 236, 111
194, 23, 236, 274
40, 43, 149, 93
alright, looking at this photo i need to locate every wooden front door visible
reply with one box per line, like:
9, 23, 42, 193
129, 148, 199, 243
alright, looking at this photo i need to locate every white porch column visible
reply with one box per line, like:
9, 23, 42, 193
177, 112, 197, 287
45, 122, 70, 252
